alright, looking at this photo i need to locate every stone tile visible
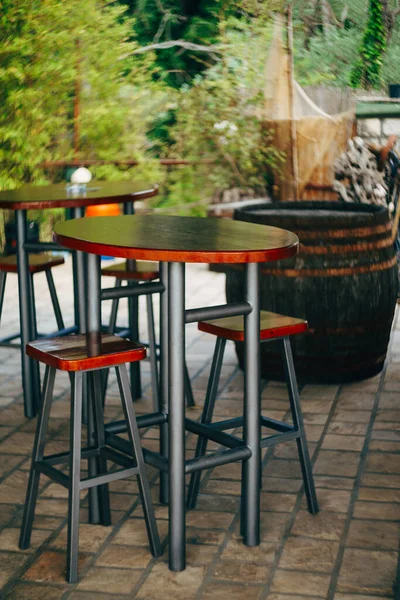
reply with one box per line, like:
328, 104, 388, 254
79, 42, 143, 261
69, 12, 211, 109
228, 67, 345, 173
136, 562, 205, 599
327, 422, 368, 436
265, 459, 302, 479
358, 487, 400, 503
185, 543, 219, 565
221, 538, 277, 563
66, 593, 123, 600
0, 432, 35, 454
212, 560, 269, 583
322, 434, 364, 452
336, 393, 375, 410
261, 477, 302, 493
186, 527, 225, 546
304, 489, 351, 513
186, 510, 235, 529
369, 439, 400, 452
0, 551, 29, 587
331, 410, 372, 423
96, 544, 152, 569
271, 569, 330, 596
23, 550, 89, 584
203, 479, 241, 496
337, 548, 397, 594
291, 510, 346, 541
113, 518, 169, 546
0, 468, 29, 503
314, 476, 354, 490
51, 524, 113, 553
378, 391, 400, 410
360, 472, 400, 488
4, 582, 65, 600
260, 492, 297, 513
314, 450, 360, 477
347, 519, 400, 549
335, 595, 389, 600
279, 536, 339, 573
77, 566, 143, 594
201, 582, 263, 600
196, 494, 239, 513
0, 528, 50, 552
366, 452, 400, 474
353, 501, 400, 520
34, 498, 68, 516
371, 428, 400, 441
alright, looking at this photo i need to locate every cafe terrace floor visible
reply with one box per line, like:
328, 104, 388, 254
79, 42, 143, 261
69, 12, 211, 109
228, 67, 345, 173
0, 260, 398, 599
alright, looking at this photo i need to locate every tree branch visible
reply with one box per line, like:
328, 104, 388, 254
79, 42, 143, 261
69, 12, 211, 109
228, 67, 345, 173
132, 39, 226, 56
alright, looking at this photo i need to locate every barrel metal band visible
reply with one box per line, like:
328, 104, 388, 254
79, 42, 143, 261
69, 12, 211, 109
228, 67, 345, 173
293, 222, 391, 240
299, 236, 393, 255
261, 256, 397, 277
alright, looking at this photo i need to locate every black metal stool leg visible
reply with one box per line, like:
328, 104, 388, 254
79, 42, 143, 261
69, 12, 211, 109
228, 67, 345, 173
146, 294, 160, 412
19, 366, 56, 549
29, 273, 38, 339
0, 272, 7, 327
89, 371, 112, 526
184, 362, 196, 408
108, 279, 122, 334
129, 292, 142, 399
282, 337, 319, 515
116, 364, 161, 558
45, 269, 65, 331
187, 337, 226, 509
67, 371, 83, 584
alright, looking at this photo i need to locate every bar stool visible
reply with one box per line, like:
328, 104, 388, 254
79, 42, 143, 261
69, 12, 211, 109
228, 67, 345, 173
102, 260, 195, 409
102, 260, 160, 408
19, 333, 161, 583
187, 311, 319, 516
0, 253, 65, 337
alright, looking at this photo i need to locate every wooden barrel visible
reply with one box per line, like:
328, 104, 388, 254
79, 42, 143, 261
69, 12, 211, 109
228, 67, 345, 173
227, 201, 399, 382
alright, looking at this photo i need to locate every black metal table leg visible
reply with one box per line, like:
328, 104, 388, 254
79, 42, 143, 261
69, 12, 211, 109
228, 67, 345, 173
16, 209, 40, 417
168, 261, 186, 571
242, 262, 261, 547
86, 252, 103, 525
159, 262, 169, 505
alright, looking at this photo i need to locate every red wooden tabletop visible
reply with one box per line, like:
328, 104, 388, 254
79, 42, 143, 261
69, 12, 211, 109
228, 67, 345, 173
0, 181, 158, 210
53, 214, 299, 264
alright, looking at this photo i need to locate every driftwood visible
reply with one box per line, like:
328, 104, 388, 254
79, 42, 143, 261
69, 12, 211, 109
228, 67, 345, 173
333, 137, 388, 206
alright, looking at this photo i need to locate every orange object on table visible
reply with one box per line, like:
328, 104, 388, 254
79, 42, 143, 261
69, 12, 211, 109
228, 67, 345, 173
86, 203, 121, 217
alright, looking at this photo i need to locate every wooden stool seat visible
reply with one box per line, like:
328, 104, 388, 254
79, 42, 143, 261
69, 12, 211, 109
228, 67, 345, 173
0, 253, 64, 274
198, 310, 308, 341
26, 334, 146, 371
101, 260, 159, 281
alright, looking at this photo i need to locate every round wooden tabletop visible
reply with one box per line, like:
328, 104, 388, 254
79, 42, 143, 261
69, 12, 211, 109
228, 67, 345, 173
0, 181, 158, 210
53, 214, 299, 264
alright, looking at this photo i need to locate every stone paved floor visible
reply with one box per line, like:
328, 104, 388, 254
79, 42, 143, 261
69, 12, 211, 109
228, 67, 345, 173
0, 258, 399, 599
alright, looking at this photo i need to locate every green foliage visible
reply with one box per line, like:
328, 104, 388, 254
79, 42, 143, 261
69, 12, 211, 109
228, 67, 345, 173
118, 0, 222, 86
0, 0, 163, 191
350, 0, 387, 88
294, 27, 361, 87
157, 19, 284, 204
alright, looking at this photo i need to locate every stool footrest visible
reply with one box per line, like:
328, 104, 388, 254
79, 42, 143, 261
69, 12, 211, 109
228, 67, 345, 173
261, 429, 300, 448
105, 412, 166, 435
35, 461, 69, 487
43, 446, 99, 466
185, 418, 243, 449
80, 466, 139, 491
185, 446, 251, 474
105, 431, 170, 473
261, 416, 294, 433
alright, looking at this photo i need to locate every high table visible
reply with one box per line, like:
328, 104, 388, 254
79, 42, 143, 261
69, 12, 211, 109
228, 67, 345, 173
53, 214, 299, 571
0, 182, 157, 418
